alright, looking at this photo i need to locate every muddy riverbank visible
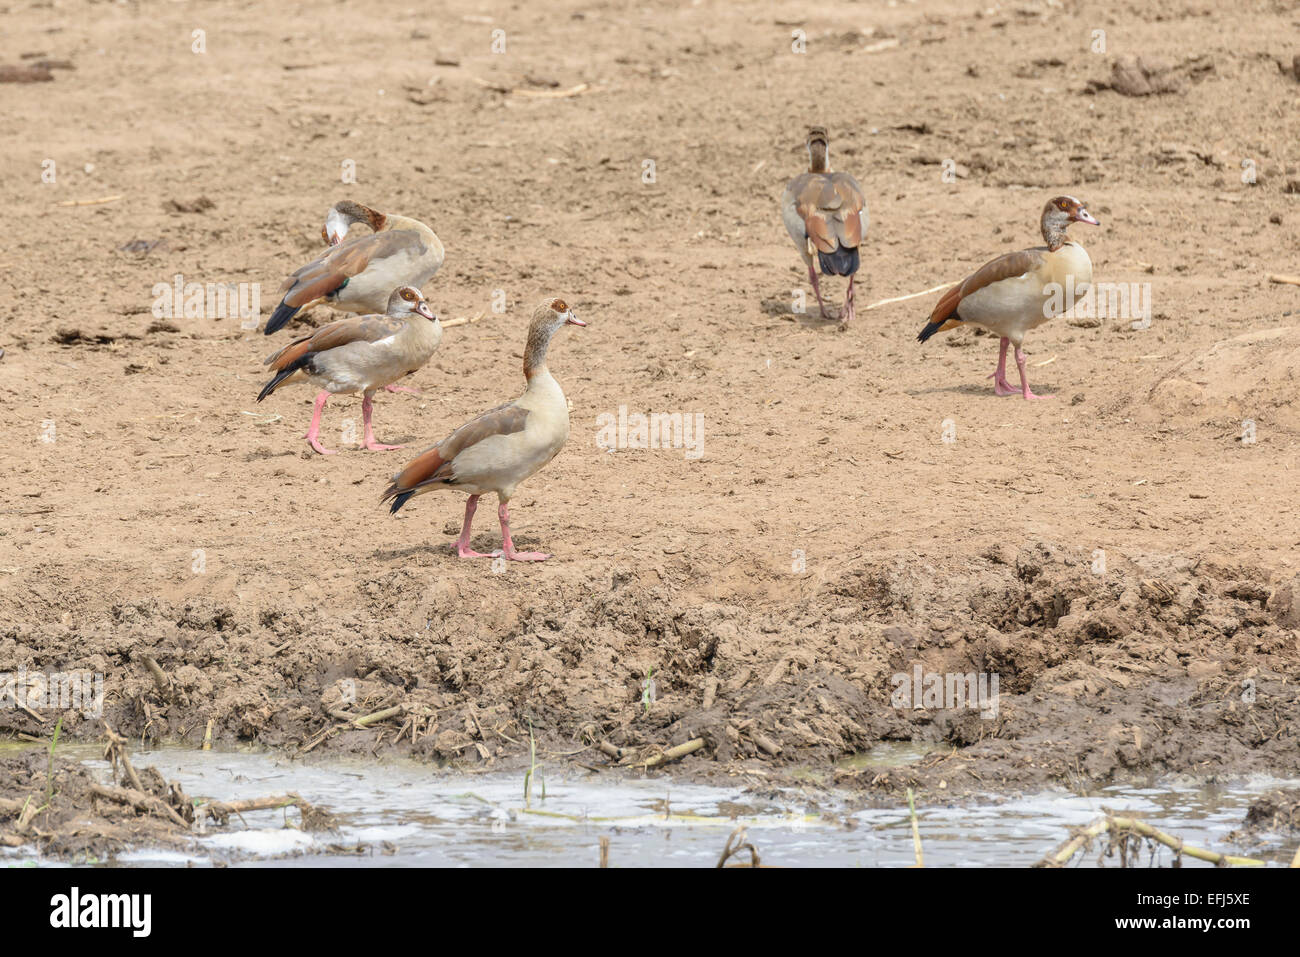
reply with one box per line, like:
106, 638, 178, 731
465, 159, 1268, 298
4, 543, 1298, 800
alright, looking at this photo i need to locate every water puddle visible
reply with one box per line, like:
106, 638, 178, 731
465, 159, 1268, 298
835, 742, 934, 771
2, 745, 1294, 867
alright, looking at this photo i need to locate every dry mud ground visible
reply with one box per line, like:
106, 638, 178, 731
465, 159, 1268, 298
2, 0, 1299, 812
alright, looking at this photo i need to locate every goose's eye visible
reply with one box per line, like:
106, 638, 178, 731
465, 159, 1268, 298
554, 299, 567, 311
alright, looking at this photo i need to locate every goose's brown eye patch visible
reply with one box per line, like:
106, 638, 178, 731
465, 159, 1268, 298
553, 299, 567, 312
402, 289, 415, 300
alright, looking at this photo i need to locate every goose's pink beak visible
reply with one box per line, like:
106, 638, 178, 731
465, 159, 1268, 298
1074, 208, 1099, 226
566, 312, 586, 327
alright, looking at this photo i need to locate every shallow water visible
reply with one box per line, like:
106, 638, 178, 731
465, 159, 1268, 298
3, 744, 1295, 867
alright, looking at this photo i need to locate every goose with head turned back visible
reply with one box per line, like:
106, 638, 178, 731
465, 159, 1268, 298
381, 298, 585, 561
257, 285, 441, 454
264, 200, 445, 335
781, 127, 869, 327
916, 195, 1099, 399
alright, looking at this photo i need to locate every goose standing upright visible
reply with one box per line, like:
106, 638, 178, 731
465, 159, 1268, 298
916, 196, 1099, 399
264, 201, 445, 334
781, 127, 869, 327
257, 286, 441, 454
381, 298, 585, 562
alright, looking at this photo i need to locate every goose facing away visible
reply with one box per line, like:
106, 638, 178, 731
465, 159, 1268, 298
781, 127, 869, 327
257, 285, 442, 454
916, 196, 1099, 399
265, 201, 445, 335
381, 298, 585, 562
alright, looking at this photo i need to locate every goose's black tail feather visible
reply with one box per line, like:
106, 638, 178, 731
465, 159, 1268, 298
383, 489, 416, 514
916, 321, 944, 344
257, 353, 312, 402
264, 301, 298, 335
818, 245, 859, 277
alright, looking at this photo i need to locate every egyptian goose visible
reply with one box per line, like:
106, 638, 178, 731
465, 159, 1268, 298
257, 285, 441, 454
381, 297, 585, 562
916, 196, 1099, 400
264, 201, 445, 335
781, 127, 869, 327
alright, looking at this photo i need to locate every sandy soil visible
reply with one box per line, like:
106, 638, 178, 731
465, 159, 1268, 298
2, 0, 1299, 801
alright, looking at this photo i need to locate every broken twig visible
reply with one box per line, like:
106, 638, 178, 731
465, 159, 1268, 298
1038, 814, 1266, 868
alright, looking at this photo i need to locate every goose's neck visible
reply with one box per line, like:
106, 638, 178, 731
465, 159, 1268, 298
524, 325, 559, 382
352, 207, 386, 233
809, 142, 829, 174
409, 315, 441, 343
1042, 216, 1071, 252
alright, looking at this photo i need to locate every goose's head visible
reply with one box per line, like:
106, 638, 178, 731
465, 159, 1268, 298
322, 200, 384, 246
1043, 195, 1099, 230
1041, 196, 1099, 250
386, 285, 435, 321
531, 297, 586, 336
523, 297, 585, 377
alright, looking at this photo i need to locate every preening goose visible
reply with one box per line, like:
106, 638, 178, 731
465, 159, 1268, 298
916, 196, 1099, 400
381, 298, 585, 562
257, 285, 441, 454
264, 201, 445, 335
781, 127, 869, 327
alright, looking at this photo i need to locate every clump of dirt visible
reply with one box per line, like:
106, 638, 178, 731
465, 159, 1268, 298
1226, 788, 1300, 853
162, 196, 215, 214
0, 64, 54, 83
51, 327, 126, 346
1238, 789, 1300, 834
1091, 54, 1215, 97
0, 733, 335, 861
0, 749, 190, 859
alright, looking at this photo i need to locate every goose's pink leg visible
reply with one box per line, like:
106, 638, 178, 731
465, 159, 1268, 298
498, 503, 549, 561
455, 495, 499, 558
360, 392, 403, 451
988, 338, 1018, 396
838, 274, 856, 328
808, 264, 830, 319
304, 390, 336, 455
1014, 346, 1051, 400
